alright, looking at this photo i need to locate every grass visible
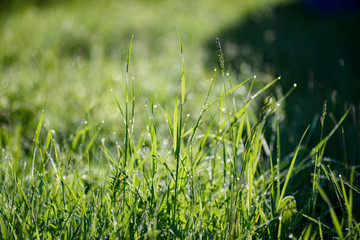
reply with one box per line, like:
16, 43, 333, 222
1, 28, 359, 239
1, 0, 360, 239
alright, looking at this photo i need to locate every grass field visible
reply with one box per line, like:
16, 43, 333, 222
1, 0, 360, 239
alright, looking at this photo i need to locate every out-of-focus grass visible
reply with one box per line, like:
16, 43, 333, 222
0, 0, 286, 144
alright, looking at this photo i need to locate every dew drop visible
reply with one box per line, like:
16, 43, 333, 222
253, 75, 257, 78
214, 68, 217, 72
339, 58, 345, 66
110, 89, 113, 92
278, 216, 282, 221
339, 174, 342, 178
154, 104, 157, 109
288, 233, 293, 238
186, 113, 190, 117
84, 121, 88, 125
226, 73, 229, 76
293, 83, 297, 87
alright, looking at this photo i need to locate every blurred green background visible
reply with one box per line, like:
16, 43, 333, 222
1, 0, 359, 165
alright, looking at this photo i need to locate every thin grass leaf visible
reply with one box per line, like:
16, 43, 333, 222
278, 125, 309, 210
82, 130, 99, 159
317, 183, 344, 239
311, 109, 350, 156
177, 29, 185, 104
302, 214, 331, 230
173, 96, 178, 153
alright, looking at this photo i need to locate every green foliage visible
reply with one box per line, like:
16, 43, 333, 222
1, 34, 359, 239
1, 0, 359, 239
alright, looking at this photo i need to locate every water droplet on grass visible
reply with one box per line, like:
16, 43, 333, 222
84, 121, 88, 125
253, 75, 256, 78
293, 83, 297, 87
278, 216, 282, 221
186, 113, 190, 117
226, 72, 229, 76
288, 233, 293, 238
339, 58, 345, 66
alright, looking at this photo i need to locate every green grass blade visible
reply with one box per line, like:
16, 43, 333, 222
311, 109, 350, 156
302, 214, 331, 230
177, 29, 185, 104
317, 183, 344, 239
82, 130, 99, 159
126, 34, 134, 103
278, 125, 309, 210
207, 76, 253, 110
173, 96, 178, 153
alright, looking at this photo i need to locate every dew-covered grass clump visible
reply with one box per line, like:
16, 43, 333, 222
1, 0, 360, 239
1, 31, 358, 240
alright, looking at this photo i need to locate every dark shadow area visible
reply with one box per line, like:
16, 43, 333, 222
205, 2, 360, 228
207, 2, 360, 165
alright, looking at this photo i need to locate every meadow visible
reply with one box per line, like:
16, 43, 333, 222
1, 0, 359, 239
